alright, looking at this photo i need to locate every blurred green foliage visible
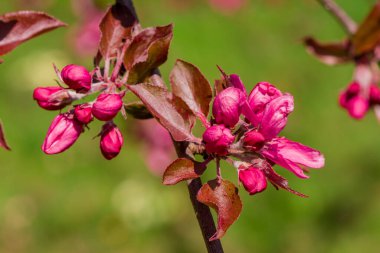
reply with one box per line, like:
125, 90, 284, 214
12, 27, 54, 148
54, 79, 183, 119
1, 0, 380, 252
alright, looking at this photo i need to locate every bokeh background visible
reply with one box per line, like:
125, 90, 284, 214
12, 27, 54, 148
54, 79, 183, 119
1, 0, 380, 252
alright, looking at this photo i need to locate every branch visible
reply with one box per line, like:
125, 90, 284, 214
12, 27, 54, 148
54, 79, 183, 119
120, 1, 224, 252
316, 0, 357, 34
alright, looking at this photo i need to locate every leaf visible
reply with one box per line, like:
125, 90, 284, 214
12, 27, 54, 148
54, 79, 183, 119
124, 24, 173, 84
352, 2, 380, 56
99, 3, 137, 58
303, 37, 351, 65
0, 11, 66, 56
170, 59, 212, 118
263, 165, 308, 198
197, 179, 242, 241
128, 83, 196, 142
124, 101, 153, 119
0, 120, 11, 150
163, 158, 207, 185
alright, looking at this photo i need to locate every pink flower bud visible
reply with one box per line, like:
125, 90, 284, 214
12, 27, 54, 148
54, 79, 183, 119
61, 64, 91, 92
346, 96, 369, 119
239, 167, 267, 195
42, 114, 83, 154
242, 130, 265, 151
202, 124, 235, 156
74, 104, 93, 124
33, 86, 71, 110
92, 93, 123, 121
370, 84, 380, 105
212, 87, 245, 128
339, 82, 360, 108
100, 122, 124, 160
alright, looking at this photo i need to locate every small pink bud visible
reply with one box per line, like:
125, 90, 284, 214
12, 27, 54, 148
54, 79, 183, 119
242, 130, 265, 151
33, 86, 71, 110
74, 104, 93, 124
92, 93, 123, 121
202, 124, 235, 156
42, 114, 83, 154
100, 122, 124, 160
346, 96, 369, 119
239, 167, 267, 195
61, 64, 91, 92
370, 84, 380, 105
212, 87, 245, 128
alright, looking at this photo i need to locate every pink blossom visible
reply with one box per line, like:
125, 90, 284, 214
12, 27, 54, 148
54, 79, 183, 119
339, 82, 369, 119
100, 122, 124, 160
242, 130, 265, 151
33, 86, 71, 111
42, 114, 83, 154
370, 84, 380, 105
239, 166, 267, 195
212, 87, 245, 128
92, 93, 123, 121
61, 64, 92, 92
74, 104, 93, 124
202, 124, 235, 156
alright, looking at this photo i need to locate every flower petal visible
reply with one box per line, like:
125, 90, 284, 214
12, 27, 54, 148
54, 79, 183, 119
261, 137, 324, 179
259, 95, 294, 140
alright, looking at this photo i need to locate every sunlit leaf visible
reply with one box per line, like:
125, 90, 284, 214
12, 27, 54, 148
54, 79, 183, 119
163, 158, 207, 185
170, 59, 212, 118
197, 179, 242, 241
0, 11, 66, 56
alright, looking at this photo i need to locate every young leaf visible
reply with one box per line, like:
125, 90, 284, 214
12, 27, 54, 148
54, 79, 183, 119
170, 59, 212, 118
128, 83, 196, 142
352, 2, 380, 56
0, 11, 66, 56
124, 101, 153, 119
0, 121, 11, 150
303, 37, 351, 65
99, 3, 137, 58
124, 24, 173, 83
163, 158, 207, 185
197, 179, 242, 241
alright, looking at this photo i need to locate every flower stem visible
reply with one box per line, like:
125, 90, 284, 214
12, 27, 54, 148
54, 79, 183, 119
316, 0, 357, 34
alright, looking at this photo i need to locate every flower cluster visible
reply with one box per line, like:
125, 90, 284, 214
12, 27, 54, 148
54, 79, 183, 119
33, 64, 124, 160
201, 74, 325, 196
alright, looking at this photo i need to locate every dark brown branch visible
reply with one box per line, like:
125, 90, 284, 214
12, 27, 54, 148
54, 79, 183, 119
121, 1, 224, 252
317, 0, 357, 34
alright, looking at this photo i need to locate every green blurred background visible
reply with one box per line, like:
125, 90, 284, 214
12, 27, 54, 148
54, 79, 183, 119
1, 0, 380, 252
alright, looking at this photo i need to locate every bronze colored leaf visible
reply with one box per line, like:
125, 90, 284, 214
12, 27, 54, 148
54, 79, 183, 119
0, 120, 10, 150
128, 83, 196, 142
163, 158, 207, 185
0, 11, 66, 56
124, 101, 153, 119
197, 179, 242, 241
170, 59, 212, 118
303, 37, 351, 65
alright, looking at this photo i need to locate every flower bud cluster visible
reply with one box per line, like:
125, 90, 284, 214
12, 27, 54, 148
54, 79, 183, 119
201, 73, 324, 196
33, 64, 125, 160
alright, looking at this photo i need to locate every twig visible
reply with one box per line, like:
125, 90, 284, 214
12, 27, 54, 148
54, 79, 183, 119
316, 0, 357, 34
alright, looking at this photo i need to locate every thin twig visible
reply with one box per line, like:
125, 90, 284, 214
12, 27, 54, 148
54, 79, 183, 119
316, 0, 357, 34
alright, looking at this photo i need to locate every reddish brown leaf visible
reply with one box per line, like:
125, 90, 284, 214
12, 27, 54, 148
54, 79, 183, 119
124, 101, 153, 119
352, 2, 380, 56
0, 121, 11, 150
303, 37, 351, 65
99, 3, 137, 58
163, 158, 207, 185
263, 165, 308, 198
0, 11, 66, 56
128, 83, 196, 142
197, 179, 242, 241
124, 24, 173, 83
170, 59, 212, 118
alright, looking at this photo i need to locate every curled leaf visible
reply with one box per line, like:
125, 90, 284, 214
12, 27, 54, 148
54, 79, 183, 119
197, 179, 242, 241
0, 120, 11, 150
170, 59, 212, 118
303, 37, 351, 65
163, 158, 207, 185
128, 83, 196, 142
0, 11, 66, 56
124, 24, 173, 83
124, 101, 153, 119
